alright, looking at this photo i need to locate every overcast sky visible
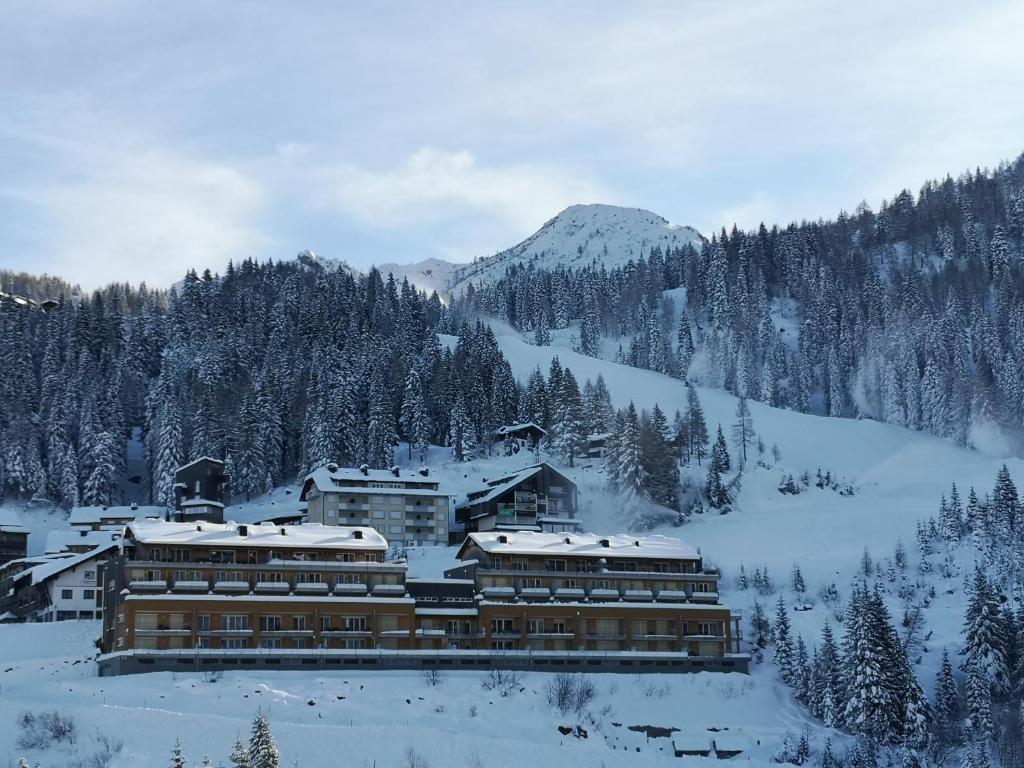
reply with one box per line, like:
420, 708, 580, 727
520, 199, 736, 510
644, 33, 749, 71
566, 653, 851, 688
2, 1, 1023, 289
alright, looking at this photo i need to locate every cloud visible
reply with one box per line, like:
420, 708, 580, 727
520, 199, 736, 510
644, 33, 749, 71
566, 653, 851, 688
1, 119, 268, 289
317, 147, 612, 233
711, 193, 781, 233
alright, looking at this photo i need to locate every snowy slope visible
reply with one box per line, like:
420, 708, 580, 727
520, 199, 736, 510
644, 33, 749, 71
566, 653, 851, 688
372, 257, 461, 296
447, 204, 703, 296
471, 327, 1024, 579
0, 622, 805, 768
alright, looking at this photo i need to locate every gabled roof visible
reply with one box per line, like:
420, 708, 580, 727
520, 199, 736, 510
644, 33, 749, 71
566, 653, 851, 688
179, 498, 225, 508
45, 528, 123, 554
175, 456, 225, 473
126, 519, 388, 551
0, 508, 28, 534
458, 530, 700, 561
15, 543, 119, 588
455, 462, 574, 511
301, 464, 444, 499
494, 422, 546, 436
68, 505, 164, 526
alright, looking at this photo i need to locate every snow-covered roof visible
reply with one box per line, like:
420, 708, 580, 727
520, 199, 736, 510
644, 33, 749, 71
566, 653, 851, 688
456, 465, 544, 511
463, 530, 700, 561
45, 528, 123, 554
587, 432, 612, 442
302, 465, 445, 498
456, 463, 574, 511
0, 508, 28, 534
17, 543, 119, 587
494, 422, 546, 436
175, 456, 225, 473
179, 498, 225, 508
68, 505, 165, 526
126, 519, 388, 551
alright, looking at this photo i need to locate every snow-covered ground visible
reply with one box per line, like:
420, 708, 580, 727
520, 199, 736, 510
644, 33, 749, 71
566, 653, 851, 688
1, 621, 802, 767
2, 324, 1018, 766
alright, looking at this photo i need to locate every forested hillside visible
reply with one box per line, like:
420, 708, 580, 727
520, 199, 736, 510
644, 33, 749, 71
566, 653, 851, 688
0, 263, 533, 508
454, 155, 1024, 452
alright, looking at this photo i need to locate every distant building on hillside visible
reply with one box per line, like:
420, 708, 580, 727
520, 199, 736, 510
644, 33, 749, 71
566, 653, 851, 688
0, 510, 29, 567
69, 504, 164, 531
173, 457, 229, 523
585, 432, 611, 459
0, 543, 118, 622
300, 464, 450, 545
490, 422, 546, 455
455, 462, 580, 537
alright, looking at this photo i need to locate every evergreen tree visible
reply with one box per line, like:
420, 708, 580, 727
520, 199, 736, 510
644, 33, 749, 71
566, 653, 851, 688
230, 737, 250, 768
731, 397, 755, 467
169, 739, 187, 768
961, 567, 1011, 696
774, 595, 796, 684
248, 711, 280, 768
686, 383, 708, 465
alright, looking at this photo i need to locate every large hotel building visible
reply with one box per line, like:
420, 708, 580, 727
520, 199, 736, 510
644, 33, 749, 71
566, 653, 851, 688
99, 520, 746, 675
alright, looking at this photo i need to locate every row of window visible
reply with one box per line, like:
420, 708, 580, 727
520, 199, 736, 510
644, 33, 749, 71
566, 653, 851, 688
486, 557, 696, 573
134, 612, 406, 633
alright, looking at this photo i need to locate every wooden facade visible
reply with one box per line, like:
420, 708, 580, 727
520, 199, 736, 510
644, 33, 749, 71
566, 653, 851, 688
100, 522, 745, 671
455, 463, 579, 535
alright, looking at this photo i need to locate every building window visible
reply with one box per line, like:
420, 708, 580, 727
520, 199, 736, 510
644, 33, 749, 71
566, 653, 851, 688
552, 620, 567, 634
545, 559, 566, 572
198, 615, 211, 632
84, 569, 96, 582
320, 616, 333, 631
83, 589, 95, 600
341, 616, 367, 631
526, 619, 544, 634
259, 615, 283, 632
224, 615, 250, 631
134, 613, 158, 631
61, 589, 74, 601
292, 616, 306, 631
222, 638, 249, 649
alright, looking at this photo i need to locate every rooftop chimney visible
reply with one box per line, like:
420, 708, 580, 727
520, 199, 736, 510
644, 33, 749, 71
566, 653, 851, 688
599, 538, 610, 548
326, 462, 339, 472
418, 467, 429, 477
634, 540, 640, 547
280, 527, 287, 536
497, 534, 508, 544
563, 537, 572, 545
238, 525, 248, 537
359, 464, 369, 476
353, 530, 363, 539
391, 466, 401, 478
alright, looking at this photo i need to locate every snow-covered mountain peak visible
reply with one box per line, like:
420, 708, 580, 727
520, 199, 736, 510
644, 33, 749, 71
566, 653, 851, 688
294, 249, 358, 275
447, 203, 703, 295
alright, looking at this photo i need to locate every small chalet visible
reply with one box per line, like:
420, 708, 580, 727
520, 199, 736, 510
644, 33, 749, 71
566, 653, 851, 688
585, 432, 611, 459
455, 462, 580, 536
0, 509, 29, 567
173, 457, 229, 523
491, 422, 546, 455
69, 503, 164, 531
0, 542, 118, 622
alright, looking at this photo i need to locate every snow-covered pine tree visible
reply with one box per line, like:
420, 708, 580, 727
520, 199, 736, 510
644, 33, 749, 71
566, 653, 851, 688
551, 368, 586, 467
773, 595, 796, 684
248, 711, 280, 768
169, 739, 187, 768
229, 737, 250, 768
961, 566, 1011, 696
932, 649, 961, 749
686, 384, 708, 466
712, 424, 730, 473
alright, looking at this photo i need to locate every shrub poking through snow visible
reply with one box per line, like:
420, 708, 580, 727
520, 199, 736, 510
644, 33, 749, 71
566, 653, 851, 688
16, 711, 76, 750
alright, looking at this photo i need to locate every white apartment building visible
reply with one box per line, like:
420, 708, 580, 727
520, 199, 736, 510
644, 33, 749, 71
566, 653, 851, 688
300, 464, 450, 546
